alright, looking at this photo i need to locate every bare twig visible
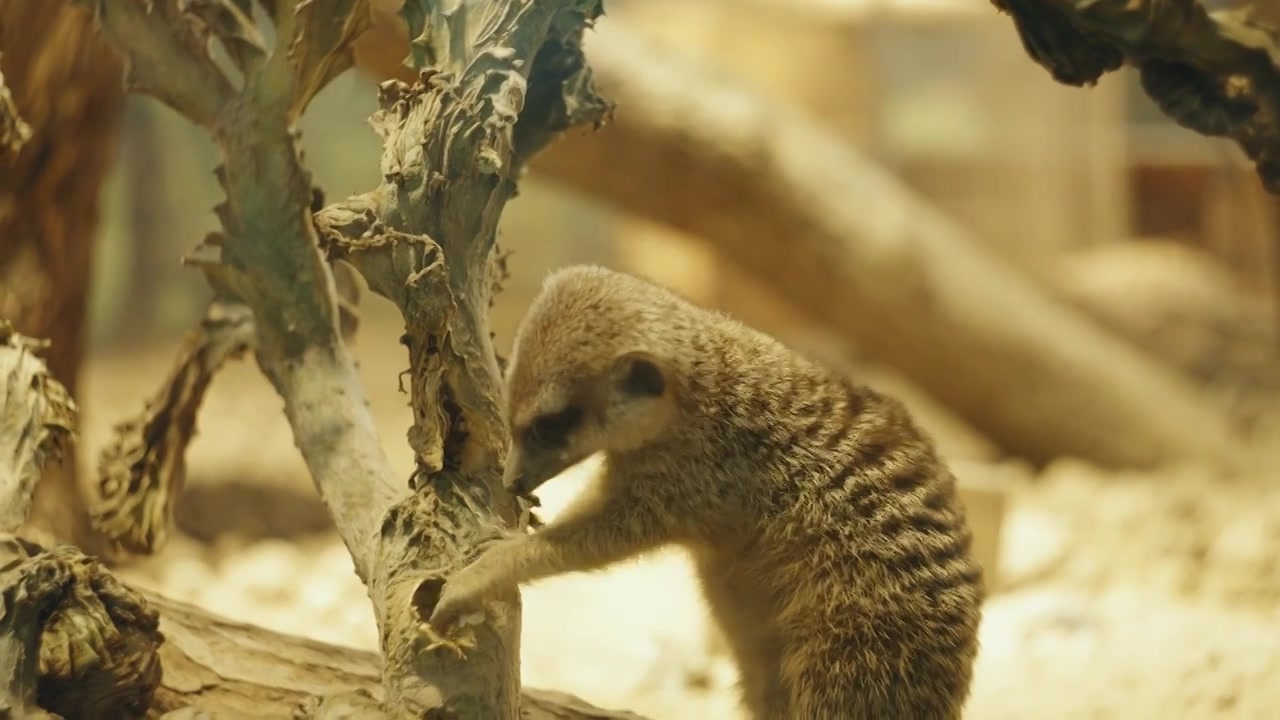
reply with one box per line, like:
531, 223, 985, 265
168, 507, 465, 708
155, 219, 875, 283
81, 0, 402, 582
992, 0, 1280, 191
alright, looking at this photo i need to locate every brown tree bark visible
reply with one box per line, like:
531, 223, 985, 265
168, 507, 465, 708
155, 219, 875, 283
0, 0, 125, 551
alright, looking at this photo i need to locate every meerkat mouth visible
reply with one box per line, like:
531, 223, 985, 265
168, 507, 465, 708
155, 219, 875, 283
515, 492, 543, 531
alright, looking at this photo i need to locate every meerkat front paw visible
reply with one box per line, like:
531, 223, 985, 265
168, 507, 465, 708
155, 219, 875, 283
428, 535, 526, 631
428, 572, 489, 631
419, 620, 471, 659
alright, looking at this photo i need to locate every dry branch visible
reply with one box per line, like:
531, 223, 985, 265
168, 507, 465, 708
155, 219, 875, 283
992, 0, 1280, 191
90, 302, 254, 555
74, 0, 624, 716
83, 0, 410, 703
526, 24, 1239, 469
91, 271, 359, 557
80, 0, 402, 579
307, 0, 611, 712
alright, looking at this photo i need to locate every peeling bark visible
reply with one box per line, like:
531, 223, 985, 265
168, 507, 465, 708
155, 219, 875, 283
70, 0, 628, 716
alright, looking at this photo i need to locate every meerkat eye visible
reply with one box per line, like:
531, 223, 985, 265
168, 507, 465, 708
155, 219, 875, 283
527, 405, 583, 447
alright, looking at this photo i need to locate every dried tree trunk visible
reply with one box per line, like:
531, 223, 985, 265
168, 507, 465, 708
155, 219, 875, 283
0, 0, 125, 551
66, 0, 636, 716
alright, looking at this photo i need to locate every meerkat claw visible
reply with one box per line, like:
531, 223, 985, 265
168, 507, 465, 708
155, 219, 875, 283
420, 623, 468, 659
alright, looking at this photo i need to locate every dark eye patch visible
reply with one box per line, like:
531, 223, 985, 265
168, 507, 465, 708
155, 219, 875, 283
526, 405, 584, 447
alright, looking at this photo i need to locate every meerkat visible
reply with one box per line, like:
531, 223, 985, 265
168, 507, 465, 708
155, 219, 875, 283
429, 265, 985, 719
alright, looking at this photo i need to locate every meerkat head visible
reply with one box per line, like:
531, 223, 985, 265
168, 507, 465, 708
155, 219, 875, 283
500, 266, 682, 495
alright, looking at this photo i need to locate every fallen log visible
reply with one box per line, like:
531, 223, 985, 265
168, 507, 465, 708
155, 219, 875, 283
147, 592, 647, 720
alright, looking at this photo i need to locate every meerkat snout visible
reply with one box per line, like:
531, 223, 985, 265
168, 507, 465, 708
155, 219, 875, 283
502, 402, 586, 494
503, 349, 674, 494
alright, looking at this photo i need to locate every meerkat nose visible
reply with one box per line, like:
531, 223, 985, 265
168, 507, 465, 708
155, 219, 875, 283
503, 463, 529, 494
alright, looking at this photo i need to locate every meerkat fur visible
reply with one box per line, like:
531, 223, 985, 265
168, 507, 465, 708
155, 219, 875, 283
429, 264, 986, 719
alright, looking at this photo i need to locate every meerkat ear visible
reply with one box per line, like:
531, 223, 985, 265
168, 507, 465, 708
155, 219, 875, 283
611, 351, 667, 398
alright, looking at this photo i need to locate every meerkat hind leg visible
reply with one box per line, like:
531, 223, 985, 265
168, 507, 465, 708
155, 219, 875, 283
694, 557, 786, 719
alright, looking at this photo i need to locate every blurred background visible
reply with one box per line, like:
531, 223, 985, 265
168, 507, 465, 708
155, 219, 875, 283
12, 0, 1280, 717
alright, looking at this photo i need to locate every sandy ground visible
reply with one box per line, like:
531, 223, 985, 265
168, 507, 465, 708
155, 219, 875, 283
78, 312, 1280, 719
